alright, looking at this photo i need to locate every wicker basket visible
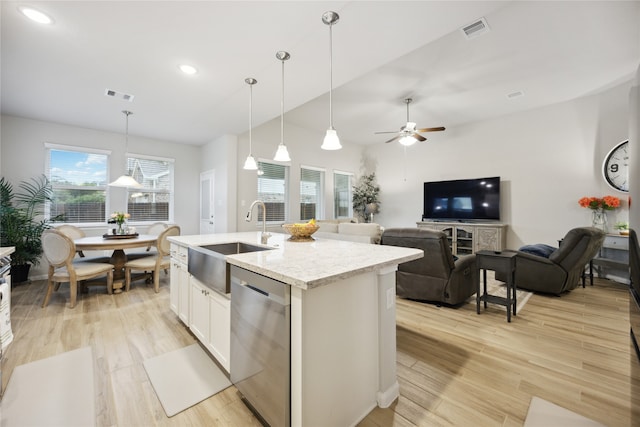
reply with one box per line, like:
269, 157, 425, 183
281, 224, 319, 241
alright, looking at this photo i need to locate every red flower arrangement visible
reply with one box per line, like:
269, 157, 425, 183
578, 196, 621, 210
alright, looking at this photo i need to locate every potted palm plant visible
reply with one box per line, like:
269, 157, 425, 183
0, 175, 57, 283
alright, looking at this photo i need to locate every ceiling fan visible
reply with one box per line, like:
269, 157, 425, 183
375, 98, 445, 145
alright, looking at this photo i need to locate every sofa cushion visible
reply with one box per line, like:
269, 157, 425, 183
317, 222, 339, 233
338, 223, 381, 238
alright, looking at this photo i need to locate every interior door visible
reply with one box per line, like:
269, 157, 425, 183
200, 170, 215, 234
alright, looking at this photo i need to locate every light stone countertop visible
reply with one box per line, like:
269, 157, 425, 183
0, 247, 16, 258
169, 232, 423, 290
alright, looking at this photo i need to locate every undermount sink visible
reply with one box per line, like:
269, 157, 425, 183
188, 242, 272, 294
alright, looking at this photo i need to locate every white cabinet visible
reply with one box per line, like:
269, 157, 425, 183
189, 276, 231, 372
170, 243, 190, 323
417, 221, 508, 255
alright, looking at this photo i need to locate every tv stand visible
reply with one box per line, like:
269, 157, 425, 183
417, 220, 507, 256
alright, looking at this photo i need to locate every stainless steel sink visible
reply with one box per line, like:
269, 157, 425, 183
188, 242, 272, 294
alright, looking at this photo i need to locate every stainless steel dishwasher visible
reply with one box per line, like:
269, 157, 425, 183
230, 265, 290, 427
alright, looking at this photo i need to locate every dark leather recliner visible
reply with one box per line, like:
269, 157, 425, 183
496, 227, 605, 295
381, 228, 478, 305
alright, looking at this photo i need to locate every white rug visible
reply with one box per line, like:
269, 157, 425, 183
0, 346, 95, 427
524, 397, 605, 426
143, 343, 231, 417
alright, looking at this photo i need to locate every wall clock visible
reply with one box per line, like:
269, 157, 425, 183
602, 140, 629, 193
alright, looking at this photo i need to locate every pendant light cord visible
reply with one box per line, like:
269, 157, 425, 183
249, 83, 253, 154
281, 57, 285, 145
329, 23, 333, 129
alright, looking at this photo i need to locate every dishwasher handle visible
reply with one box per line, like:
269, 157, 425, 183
246, 284, 268, 297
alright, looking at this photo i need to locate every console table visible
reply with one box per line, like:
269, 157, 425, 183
589, 234, 630, 285
417, 221, 507, 256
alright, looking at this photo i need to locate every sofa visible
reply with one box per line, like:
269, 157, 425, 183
314, 219, 383, 244
381, 228, 478, 305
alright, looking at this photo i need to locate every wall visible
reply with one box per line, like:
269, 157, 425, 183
234, 118, 363, 232
201, 134, 238, 233
630, 65, 640, 230
0, 114, 201, 276
364, 81, 633, 248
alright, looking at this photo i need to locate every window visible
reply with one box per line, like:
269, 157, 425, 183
257, 161, 289, 223
334, 171, 354, 218
126, 155, 174, 222
46, 144, 109, 223
300, 166, 324, 220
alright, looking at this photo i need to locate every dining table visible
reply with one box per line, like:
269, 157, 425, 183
74, 234, 158, 293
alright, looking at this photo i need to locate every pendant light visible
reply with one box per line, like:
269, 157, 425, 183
243, 77, 258, 170
321, 11, 342, 151
109, 110, 141, 188
273, 51, 291, 162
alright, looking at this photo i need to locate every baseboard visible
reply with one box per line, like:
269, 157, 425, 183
376, 380, 399, 408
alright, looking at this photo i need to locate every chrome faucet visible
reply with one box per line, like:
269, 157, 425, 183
246, 200, 271, 245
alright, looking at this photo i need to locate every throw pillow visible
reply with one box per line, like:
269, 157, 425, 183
519, 243, 557, 258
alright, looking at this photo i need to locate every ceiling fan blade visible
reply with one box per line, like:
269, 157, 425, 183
416, 126, 446, 132
374, 131, 397, 134
384, 135, 401, 144
412, 133, 427, 142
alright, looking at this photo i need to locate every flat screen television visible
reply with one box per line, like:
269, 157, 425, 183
423, 176, 500, 221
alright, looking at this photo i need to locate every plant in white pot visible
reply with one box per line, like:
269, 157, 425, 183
0, 175, 58, 283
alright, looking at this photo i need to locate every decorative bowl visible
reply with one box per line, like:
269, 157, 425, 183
281, 223, 320, 241
619, 229, 630, 236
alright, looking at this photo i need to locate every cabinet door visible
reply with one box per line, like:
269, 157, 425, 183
178, 265, 190, 324
190, 279, 210, 343
475, 227, 501, 251
169, 259, 179, 316
208, 291, 231, 372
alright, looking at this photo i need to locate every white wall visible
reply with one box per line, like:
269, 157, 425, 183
630, 65, 640, 230
234, 118, 363, 232
364, 81, 632, 248
201, 134, 238, 233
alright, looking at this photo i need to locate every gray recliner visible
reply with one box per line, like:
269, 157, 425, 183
496, 227, 605, 295
381, 228, 478, 305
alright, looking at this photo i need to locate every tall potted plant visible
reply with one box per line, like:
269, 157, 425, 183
352, 173, 380, 223
0, 175, 57, 283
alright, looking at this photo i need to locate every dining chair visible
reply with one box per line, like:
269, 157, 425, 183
124, 225, 180, 293
126, 222, 169, 260
41, 229, 114, 308
56, 224, 87, 257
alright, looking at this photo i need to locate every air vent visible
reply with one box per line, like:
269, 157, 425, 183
507, 90, 524, 100
461, 17, 490, 39
104, 89, 134, 102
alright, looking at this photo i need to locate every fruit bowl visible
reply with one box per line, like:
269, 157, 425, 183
281, 223, 320, 241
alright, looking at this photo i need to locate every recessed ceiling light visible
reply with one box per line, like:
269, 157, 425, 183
179, 64, 198, 75
18, 6, 53, 24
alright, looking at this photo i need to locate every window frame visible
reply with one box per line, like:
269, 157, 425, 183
125, 153, 175, 224
45, 143, 111, 226
300, 165, 325, 221
257, 160, 289, 225
333, 170, 354, 219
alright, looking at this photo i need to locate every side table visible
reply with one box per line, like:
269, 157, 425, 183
476, 250, 518, 322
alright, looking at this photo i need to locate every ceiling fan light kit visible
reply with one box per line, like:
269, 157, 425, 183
321, 11, 342, 151
109, 110, 142, 188
273, 51, 291, 162
243, 77, 258, 170
375, 98, 445, 145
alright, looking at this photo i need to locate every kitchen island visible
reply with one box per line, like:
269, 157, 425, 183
169, 232, 423, 427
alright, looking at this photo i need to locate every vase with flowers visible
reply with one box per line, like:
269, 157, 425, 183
108, 211, 130, 235
578, 195, 620, 232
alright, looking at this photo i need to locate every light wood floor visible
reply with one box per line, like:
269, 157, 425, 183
3, 275, 639, 426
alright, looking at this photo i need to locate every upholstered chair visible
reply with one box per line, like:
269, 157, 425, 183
41, 229, 114, 308
496, 227, 605, 295
126, 222, 168, 260
55, 224, 87, 257
381, 228, 478, 305
124, 225, 180, 292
